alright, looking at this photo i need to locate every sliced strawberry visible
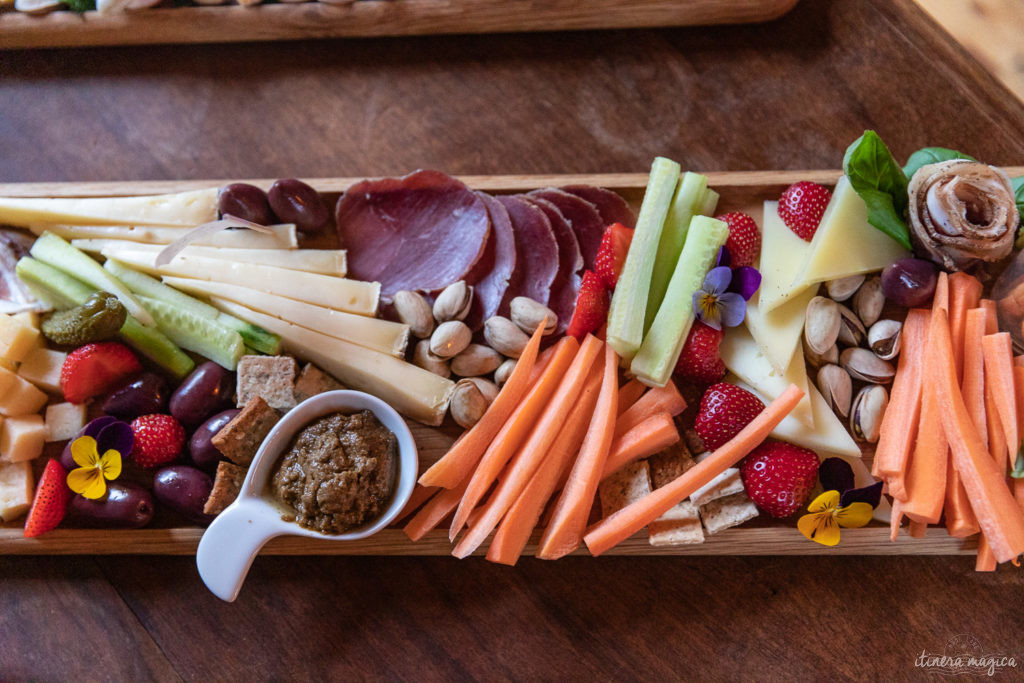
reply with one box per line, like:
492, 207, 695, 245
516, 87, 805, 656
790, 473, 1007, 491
693, 382, 765, 451
778, 181, 832, 241
566, 270, 610, 340
717, 212, 761, 268
23, 459, 70, 538
739, 442, 820, 518
674, 322, 725, 386
60, 342, 142, 404
593, 222, 634, 289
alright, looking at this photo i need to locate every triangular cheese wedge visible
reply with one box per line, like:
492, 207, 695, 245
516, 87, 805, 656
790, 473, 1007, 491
758, 200, 814, 313
720, 325, 813, 427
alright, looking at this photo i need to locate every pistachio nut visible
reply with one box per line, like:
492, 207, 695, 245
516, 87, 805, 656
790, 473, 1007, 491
451, 343, 504, 377
450, 380, 488, 429
433, 281, 474, 323
836, 303, 867, 347
461, 376, 499, 404
853, 276, 885, 328
393, 290, 434, 339
510, 297, 557, 336
804, 296, 841, 355
494, 358, 517, 386
484, 316, 531, 358
430, 320, 472, 359
850, 384, 888, 443
413, 339, 450, 378
804, 338, 839, 369
817, 364, 853, 418
825, 274, 865, 302
840, 347, 895, 384
867, 319, 902, 361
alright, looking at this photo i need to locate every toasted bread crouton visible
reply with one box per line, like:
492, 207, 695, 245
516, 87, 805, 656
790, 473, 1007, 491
690, 467, 745, 507
203, 461, 248, 515
700, 492, 759, 535
212, 395, 280, 466
236, 355, 299, 410
292, 363, 345, 403
647, 442, 696, 489
649, 500, 704, 546
598, 460, 652, 518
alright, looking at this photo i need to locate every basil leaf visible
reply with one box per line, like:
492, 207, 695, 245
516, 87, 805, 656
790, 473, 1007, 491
1013, 176, 1024, 221
63, 0, 95, 11
842, 131, 913, 250
902, 147, 975, 180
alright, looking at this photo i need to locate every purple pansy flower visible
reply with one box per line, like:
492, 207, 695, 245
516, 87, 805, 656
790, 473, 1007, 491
693, 266, 748, 330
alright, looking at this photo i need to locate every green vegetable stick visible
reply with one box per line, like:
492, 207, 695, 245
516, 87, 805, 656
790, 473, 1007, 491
644, 172, 709, 333
631, 216, 730, 387
698, 188, 720, 217
606, 157, 681, 362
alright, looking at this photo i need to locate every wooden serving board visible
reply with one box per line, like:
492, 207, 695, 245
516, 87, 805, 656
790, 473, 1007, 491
0, 0, 798, 50
3, 168, 1020, 557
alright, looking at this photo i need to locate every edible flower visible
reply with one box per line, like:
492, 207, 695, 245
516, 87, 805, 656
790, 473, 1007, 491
797, 457, 883, 547
65, 417, 133, 500
693, 252, 761, 330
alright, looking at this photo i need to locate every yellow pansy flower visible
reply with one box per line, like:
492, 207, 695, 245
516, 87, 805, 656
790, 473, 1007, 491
66, 435, 123, 500
797, 490, 873, 547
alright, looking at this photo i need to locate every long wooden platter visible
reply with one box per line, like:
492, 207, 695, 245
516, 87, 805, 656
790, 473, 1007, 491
0, 0, 798, 50
3, 168, 1020, 557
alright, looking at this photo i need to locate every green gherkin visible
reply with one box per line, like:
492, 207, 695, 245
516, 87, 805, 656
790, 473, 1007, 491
42, 291, 127, 346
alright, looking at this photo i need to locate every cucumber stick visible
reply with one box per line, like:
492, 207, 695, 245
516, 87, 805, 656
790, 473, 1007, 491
15, 257, 194, 378
606, 157, 681, 362
698, 188, 720, 217
644, 172, 709, 333
137, 296, 245, 370
631, 216, 730, 387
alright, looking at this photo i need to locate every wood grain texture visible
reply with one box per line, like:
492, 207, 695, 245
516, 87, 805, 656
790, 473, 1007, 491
0, 0, 799, 50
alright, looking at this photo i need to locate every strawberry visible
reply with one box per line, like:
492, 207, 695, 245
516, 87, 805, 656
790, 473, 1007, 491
23, 459, 70, 538
674, 322, 725, 385
778, 181, 832, 241
693, 382, 765, 451
566, 270, 610, 340
593, 222, 634, 289
60, 342, 142, 404
716, 212, 761, 268
739, 442, 820, 518
130, 414, 185, 468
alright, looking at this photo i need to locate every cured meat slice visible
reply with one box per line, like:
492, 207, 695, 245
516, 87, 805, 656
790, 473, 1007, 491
334, 170, 490, 297
528, 188, 605, 270
0, 230, 42, 314
466, 192, 518, 329
562, 184, 636, 230
521, 196, 582, 334
495, 195, 559, 308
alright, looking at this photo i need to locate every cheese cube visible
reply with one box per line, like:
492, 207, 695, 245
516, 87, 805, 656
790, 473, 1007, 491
0, 414, 46, 463
0, 358, 16, 373
0, 460, 33, 522
0, 376, 48, 417
12, 311, 39, 330
17, 348, 67, 394
0, 315, 41, 363
44, 402, 87, 442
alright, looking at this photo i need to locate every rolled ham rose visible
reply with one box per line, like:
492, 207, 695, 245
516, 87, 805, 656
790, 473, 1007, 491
907, 159, 1018, 271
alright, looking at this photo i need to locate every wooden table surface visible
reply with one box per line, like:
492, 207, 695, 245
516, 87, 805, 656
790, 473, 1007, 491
2, 1, 1024, 679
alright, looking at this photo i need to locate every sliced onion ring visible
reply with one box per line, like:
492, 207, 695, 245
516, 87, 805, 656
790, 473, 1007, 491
154, 214, 275, 268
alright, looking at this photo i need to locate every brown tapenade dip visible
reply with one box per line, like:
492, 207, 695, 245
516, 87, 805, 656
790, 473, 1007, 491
270, 410, 397, 534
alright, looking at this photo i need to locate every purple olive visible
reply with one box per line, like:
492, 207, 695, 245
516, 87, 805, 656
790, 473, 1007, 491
169, 362, 234, 426
154, 466, 216, 525
103, 372, 167, 420
881, 258, 939, 308
190, 408, 239, 470
218, 183, 275, 225
66, 483, 154, 529
268, 178, 329, 233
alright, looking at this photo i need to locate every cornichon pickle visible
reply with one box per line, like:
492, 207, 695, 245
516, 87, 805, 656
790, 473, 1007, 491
42, 291, 127, 346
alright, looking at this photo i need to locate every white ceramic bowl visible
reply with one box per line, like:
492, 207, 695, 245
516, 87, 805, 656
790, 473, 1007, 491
196, 390, 418, 602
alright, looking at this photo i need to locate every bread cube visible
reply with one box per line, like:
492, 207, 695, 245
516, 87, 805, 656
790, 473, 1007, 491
44, 402, 87, 442
0, 414, 46, 463
0, 375, 47, 417
0, 460, 33, 522
0, 314, 41, 364
236, 355, 299, 410
17, 348, 67, 394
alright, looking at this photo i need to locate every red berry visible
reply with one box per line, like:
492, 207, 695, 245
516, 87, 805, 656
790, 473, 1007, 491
593, 222, 634, 289
674, 322, 725, 386
717, 212, 761, 268
130, 414, 186, 468
739, 442, 820, 518
60, 342, 142, 404
778, 181, 832, 241
23, 459, 70, 538
693, 382, 765, 451
566, 270, 610, 340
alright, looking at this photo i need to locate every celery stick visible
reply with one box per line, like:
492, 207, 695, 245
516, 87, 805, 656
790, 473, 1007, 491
606, 157, 681, 361
631, 216, 730, 386
698, 188, 720, 217
643, 172, 709, 333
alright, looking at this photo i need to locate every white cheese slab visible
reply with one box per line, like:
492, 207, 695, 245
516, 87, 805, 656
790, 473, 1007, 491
0, 188, 217, 228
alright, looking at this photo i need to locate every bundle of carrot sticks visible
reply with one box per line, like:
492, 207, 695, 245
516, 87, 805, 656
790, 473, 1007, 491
874, 271, 1024, 570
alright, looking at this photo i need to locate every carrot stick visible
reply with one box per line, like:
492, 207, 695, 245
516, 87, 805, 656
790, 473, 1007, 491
962, 309, 989, 449
449, 337, 579, 539
980, 299, 998, 334
600, 412, 680, 479
452, 335, 605, 558
945, 459, 981, 538
613, 380, 686, 439
394, 484, 439, 525
907, 520, 927, 539
403, 478, 470, 541
948, 272, 983, 382
419, 320, 548, 489
617, 378, 647, 416
584, 384, 805, 557
982, 332, 1017, 469
536, 345, 620, 560
900, 365, 947, 524
529, 344, 558, 384
934, 271, 949, 313
1015, 355, 1024, 369
929, 307, 1024, 563
486, 363, 604, 565
985, 390, 1007, 470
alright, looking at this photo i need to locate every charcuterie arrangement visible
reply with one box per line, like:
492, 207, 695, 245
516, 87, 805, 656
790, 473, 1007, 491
0, 131, 1022, 570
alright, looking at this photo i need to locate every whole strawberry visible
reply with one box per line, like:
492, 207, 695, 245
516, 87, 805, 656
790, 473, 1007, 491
674, 322, 725, 385
23, 459, 70, 538
739, 442, 820, 518
693, 382, 765, 450
716, 212, 761, 268
566, 270, 610, 340
130, 414, 185, 468
61, 342, 142, 404
593, 222, 634, 289
778, 181, 831, 241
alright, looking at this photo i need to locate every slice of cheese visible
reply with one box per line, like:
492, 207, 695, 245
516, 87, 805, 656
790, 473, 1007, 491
0, 188, 218, 228
17, 348, 67, 394
744, 285, 818, 375
161, 277, 407, 357
719, 325, 813, 427
0, 414, 45, 462
214, 299, 454, 426
81, 242, 346, 276
0, 314, 42, 363
0, 373, 47, 417
758, 200, 814, 313
107, 251, 380, 317
0, 460, 33, 522
38, 224, 298, 249
790, 175, 911, 287
44, 402, 88, 442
